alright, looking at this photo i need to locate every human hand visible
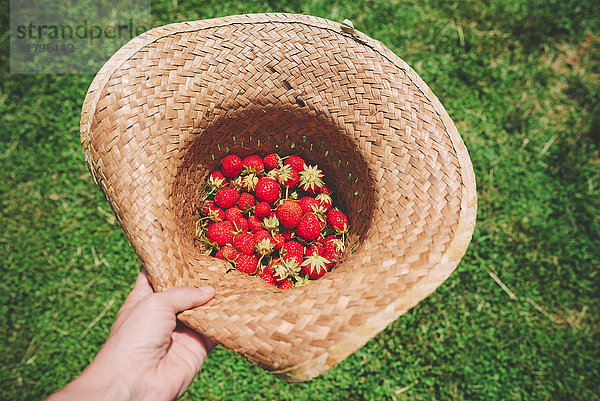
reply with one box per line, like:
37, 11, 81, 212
47, 269, 216, 401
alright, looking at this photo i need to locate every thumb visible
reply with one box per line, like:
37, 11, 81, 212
155, 286, 216, 314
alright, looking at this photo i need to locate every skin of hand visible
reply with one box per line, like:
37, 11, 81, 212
47, 269, 216, 401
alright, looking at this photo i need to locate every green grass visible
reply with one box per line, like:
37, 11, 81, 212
1, 0, 599, 400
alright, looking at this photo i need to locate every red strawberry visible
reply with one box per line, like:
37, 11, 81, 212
305, 244, 324, 257
258, 273, 277, 286
299, 196, 318, 215
255, 178, 280, 204
282, 253, 303, 266
272, 233, 285, 249
299, 165, 324, 193
215, 245, 238, 262
323, 237, 345, 264
207, 221, 235, 247
276, 200, 303, 229
320, 184, 331, 195
315, 193, 332, 213
208, 171, 227, 189
215, 188, 240, 209
206, 205, 225, 222
221, 155, 242, 178
225, 207, 243, 222
277, 279, 294, 290
236, 254, 259, 274
262, 261, 274, 276
238, 192, 256, 213
233, 231, 255, 255
297, 213, 322, 242
314, 212, 327, 230
276, 165, 300, 188
263, 153, 281, 170
253, 230, 270, 244
201, 200, 215, 215
281, 241, 304, 259
230, 216, 248, 232
254, 202, 271, 218
284, 156, 306, 172
242, 155, 265, 175
301, 254, 329, 279
327, 209, 349, 234
247, 215, 263, 232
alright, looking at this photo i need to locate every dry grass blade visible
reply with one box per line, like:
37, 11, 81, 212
79, 297, 115, 339
486, 268, 518, 300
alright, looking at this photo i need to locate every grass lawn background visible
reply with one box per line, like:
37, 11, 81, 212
1, 0, 599, 400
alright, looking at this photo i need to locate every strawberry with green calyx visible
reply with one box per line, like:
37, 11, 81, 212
254, 202, 271, 218
221, 154, 242, 178
299, 196, 318, 216
255, 237, 275, 257
241, 155, 265, 175
215, 245, 238, 263
315, 193, 333, 213
206, 206, 225, 222
253, 230, 270, 244
238, 192, 256, 213
284, 155, 306, 172
299, 165, 324, 193
271, 259, 288, 283
208, 171, 227, 191
305, 244, 324, 257
277, 279, 294, 290
297, 213, 322, 242
276, 200, 303, 229
229, 176, 244, 191
301, 254, 330, 279
262, 215, 280, 232
276, 165, 300, 189
255, 177, 280, 204
215, 188, 240, 209
247, 215, 263, 232
327, 209, 349, 235
294, 274, 310, 287
265, 169, 279, 180
260, 259, 278, 277
258, 272, 277, 286
201, 200, 216, 215
272, 233, 285, 250
236, 254, 259, 274
231, 216, 248, 232
280, 241, 304, 259
323, 237, 345, 265
283, 256, 302, 276
241, 174, 259, 192
263, 153, 281, 170
319, 184, 331, 195
314, 212, 327, 230
207, 221, 235, 247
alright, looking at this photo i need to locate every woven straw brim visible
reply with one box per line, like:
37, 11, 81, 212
81, 13, 477, 382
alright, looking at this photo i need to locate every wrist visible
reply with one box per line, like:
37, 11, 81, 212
46, 362, 131, 401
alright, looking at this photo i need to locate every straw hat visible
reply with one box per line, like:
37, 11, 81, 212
81, 13, 477, 382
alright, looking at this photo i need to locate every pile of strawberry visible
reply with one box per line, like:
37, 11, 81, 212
197, 153, 349, 289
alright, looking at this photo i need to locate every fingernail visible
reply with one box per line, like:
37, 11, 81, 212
199, 286, 215, 296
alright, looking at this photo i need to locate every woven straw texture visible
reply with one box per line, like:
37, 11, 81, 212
81, 13, 477, 382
